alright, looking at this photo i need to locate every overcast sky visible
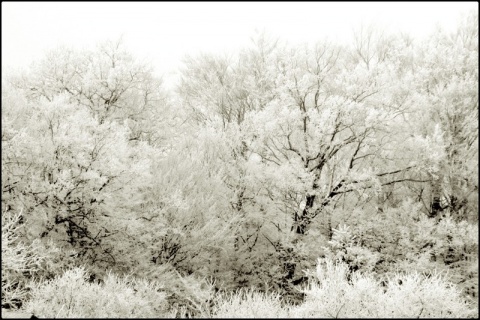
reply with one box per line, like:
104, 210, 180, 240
2, 2, 477, 87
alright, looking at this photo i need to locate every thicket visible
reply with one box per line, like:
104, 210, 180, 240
1, 11, 478, 318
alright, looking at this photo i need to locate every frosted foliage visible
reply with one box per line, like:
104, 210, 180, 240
289, 258, 476, 318
24, 267, 170, 318
411, 124, 446, 174
9, 94, 149, 182
329, 224, 355, 249
213, 289, 288, 318
2, 210, 47, 307
15, 40, 169, 146
1, 83, 154, 276
1, 11, 478, 319
210, 258, 477, 318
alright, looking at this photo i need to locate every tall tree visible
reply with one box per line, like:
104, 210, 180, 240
415, 12, 478, 221
10, 39, 170, 147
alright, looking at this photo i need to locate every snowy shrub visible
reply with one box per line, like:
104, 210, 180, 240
212, 288, 289, 318
289, 258, 477, 318
23, 267, 170, 318
324, 224, 380, 273
2, 209, 52, 309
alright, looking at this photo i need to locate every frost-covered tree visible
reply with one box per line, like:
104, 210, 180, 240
1, 39, 176, 277
414, 12, 478, 221
2, 87, 154, 272
9, 39, 171, 147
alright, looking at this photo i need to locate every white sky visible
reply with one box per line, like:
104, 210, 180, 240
2, 2, 477, 88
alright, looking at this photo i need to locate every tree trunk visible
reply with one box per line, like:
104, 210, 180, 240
377, 183, 393, 213
430, 174, 444, 218
294, 194, 316, 235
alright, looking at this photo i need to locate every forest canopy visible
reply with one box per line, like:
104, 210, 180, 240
1, 11, 478, 318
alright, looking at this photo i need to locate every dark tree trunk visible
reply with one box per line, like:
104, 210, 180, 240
430, 175, 444, 218
294, 194, 316, 235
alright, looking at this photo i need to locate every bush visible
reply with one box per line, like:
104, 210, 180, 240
212, 288, 289, 318
289, 258, 477, 318
23, 267, 171, 318
1, 208, 79, 309
343, 202, 478, 309
160, 269, 216, 318
1, 209, 50, 309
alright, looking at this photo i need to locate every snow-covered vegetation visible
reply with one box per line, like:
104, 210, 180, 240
2, 11, 477, 318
